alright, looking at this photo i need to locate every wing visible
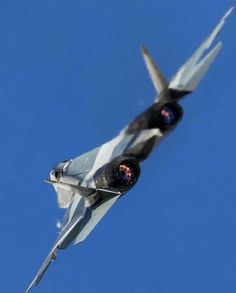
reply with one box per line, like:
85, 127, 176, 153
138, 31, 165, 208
169, 7, 234, 92
26, 192, 87, 293
26, 188, 120, 293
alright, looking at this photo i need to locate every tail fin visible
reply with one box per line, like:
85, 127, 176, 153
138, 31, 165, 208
141, 46, 168, 100
169, 7, 234, 93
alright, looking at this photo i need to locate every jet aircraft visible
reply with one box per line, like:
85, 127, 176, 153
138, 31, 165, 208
26, 7, 233, 292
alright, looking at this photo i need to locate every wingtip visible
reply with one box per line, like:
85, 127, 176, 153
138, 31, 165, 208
25, 286, 32, 293
25, 280, 36, 293
223, 6, 234, 20
26, 274, 41, 293
140, 45, 148, 55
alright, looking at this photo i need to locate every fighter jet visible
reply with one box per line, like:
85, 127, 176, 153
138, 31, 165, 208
26, 7, 233, 292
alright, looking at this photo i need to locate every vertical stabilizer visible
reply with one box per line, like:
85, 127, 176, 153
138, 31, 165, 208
169, 7, 233, 93
141, 46, 168, 100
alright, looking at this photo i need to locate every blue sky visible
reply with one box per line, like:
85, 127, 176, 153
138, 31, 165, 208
0, 1, 235, 293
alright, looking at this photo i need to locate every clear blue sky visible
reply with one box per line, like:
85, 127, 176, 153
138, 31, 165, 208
0, 1, 235, 292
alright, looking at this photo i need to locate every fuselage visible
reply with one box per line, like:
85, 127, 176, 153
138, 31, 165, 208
51, 92, 184, 192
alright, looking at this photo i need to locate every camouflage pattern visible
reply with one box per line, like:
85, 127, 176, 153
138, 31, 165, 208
26, 7, 233, 292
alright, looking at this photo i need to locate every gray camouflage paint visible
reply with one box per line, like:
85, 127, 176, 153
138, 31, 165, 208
26, 8, 233, 292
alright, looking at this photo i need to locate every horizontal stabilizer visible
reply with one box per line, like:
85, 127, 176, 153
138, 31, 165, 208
45, 179, 96, 209
169, 7, 233, 92
74, 193, 121, 245
141, 46, 168, 99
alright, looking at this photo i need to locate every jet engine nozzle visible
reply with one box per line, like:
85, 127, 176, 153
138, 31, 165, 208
148, 102, 183, 131
94, 156, 141, 193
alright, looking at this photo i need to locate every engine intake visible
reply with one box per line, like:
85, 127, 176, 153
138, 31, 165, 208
94, 156, 141, 193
